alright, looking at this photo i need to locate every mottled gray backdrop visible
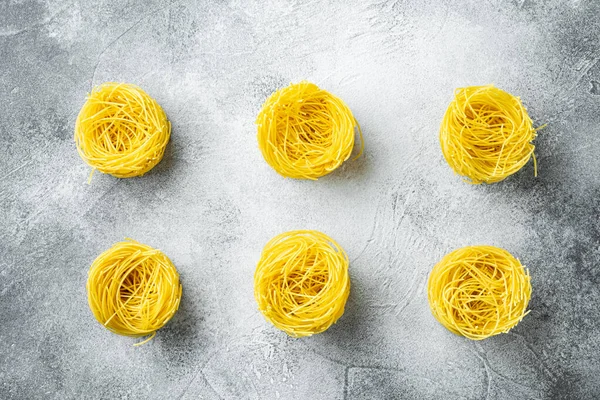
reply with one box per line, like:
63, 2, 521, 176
1, 0, 600, 399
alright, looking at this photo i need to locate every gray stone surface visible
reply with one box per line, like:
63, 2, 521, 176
1, 0, 599, 398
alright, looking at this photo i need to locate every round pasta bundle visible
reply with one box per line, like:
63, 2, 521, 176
256, 81, 363, 180
86, 239, 182, 346
440, 85, 538, 184
427, 245, 531, 340
254, 230, 350, 337
75, 82, 171, 179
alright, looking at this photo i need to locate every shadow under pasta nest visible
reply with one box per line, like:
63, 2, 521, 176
314, 143, 373, 185
285, 276, 388, 371
446, 158, 554, 217
135, 133, 179, 182
306, 272, 370, 348
474, 124, 564, 198
114, 131, 190, 200
153, 284, 208, 370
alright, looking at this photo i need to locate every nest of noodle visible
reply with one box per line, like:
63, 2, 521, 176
75, 82, 170, 179
440, 85, 538, 184
86, 239, 182, 345
256, 81, 363, 180
254, 230, 350, 337
427, 245, 531, 340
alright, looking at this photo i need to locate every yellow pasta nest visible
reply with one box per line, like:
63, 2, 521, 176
427, 245, 531, 340
440, 85, 538, 184
256, 81, 363, 180
254, 230, 350, 337
86, 239, 182, 346
75, 82, 171, 179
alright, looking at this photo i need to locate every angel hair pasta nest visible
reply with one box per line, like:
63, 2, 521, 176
256, 81, 363, 180
75, 82, 171, 179
427, 245, 531, 340
86, 239, 182, 346
440, 85, 538, 184
254, 230, 350, 337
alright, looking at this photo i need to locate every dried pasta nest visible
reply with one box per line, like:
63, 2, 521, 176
256, 81, 363, 180
75, 82, 170, 179
440, 85, 538, 184
254, 230, 350, 337
427, 245, 531, 340
86, 239, 182, 345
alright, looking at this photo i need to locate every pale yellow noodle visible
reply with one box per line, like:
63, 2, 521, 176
86, 239, 182, 346
75, 82, 170, 179
440, 85, 540, 184
427, 245, 531, 340
254, 230, 350, 337
256, 81, 363, 180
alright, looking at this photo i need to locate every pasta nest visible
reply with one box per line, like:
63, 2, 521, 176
256, 81, 363, 180
440, 85, 538, 184
75, 82, 171, 178
254, 230, 350, 337
427, 245, 531, 340
86, 239, 182, 345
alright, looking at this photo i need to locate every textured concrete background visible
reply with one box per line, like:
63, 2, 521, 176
1, 0, 599, 399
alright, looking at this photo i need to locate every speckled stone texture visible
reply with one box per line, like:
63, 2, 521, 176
1, 0, 599, 399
